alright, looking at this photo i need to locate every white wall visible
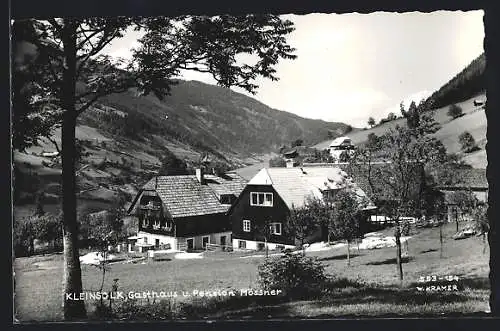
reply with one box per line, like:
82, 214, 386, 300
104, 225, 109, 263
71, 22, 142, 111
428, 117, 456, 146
232, 239, 295, 251
137, 231, 177, 249
170, 231, 232, 251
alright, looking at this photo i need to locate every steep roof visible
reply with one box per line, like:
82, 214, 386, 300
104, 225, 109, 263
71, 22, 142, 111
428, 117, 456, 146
204, 172, 248, 199
329, 136, 352, 147
436, 168, 487, 190
139, 175, 229, 218
248, 167, 374, 210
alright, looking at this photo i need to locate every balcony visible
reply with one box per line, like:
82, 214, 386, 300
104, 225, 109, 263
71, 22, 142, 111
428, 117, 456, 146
139, 201, 162, 211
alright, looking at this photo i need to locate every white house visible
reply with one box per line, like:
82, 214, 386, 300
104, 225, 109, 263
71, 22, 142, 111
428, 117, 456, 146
329, 136, 355, 161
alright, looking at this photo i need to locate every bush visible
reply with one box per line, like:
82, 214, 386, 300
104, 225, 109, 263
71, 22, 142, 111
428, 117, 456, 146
447, 104, 464, 119
13, 217, 35, 257
13, 213, 62, 257
269, 156, 286, 167
92, 298, 176, 320
257, 251, 327, 300
458, 131, 478, 153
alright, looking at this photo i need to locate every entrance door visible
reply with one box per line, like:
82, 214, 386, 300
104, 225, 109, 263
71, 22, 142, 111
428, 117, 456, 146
186, 238, 194, 251
202, 236, 210, 249
155, 239, 160, 249
220, 236, 226, 251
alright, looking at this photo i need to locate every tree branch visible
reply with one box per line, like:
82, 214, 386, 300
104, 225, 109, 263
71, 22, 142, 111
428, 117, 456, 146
76, 86, 130, 115
46, 136, 61, 154
76, 29, 121, 77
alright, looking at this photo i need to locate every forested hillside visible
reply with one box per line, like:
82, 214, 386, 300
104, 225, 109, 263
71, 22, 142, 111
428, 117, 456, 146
426, 53, 485, 109
78, 80, 351, 157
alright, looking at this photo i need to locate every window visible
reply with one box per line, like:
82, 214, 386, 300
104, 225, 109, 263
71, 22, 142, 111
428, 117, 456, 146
270, 222, 282, 235
250, 192, 273, 207
238, 240, 247, 249
243, 219, 251, 232
220, 194, 236, 205
153, 218, 161, 230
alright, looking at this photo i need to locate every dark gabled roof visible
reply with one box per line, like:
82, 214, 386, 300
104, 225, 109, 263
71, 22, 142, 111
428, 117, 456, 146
140, 175, 228, 218
128, 172, 248, 219
436, 168, 487, 190
204, 172, 247, 199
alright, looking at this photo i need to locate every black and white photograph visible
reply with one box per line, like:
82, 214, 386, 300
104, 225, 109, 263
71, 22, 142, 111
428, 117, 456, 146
10, 5, 496, 322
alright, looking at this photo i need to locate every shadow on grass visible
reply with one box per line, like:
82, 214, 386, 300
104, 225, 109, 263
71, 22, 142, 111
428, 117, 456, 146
419, 248, 438, 254
93, 276, 489, 320
152, 258, 172, 262
318, 254, 361, 262
365, 256, 413, 265
185, 277, 487, 319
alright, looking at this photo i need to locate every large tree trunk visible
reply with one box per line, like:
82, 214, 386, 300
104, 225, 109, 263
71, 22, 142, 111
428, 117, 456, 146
61, 20, 86, 320
485, 7, 499, 316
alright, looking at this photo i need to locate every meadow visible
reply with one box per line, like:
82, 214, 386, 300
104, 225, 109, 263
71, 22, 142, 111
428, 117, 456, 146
13, 221, 490, 321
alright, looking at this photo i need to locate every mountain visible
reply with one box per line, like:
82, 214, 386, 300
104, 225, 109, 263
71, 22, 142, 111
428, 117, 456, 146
313, 53, 487, 169
79, 80, 351, 159
13, 79, 351, 214
425, 52, 485, 109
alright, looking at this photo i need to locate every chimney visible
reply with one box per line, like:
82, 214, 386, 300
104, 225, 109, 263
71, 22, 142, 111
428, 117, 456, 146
196, 168, 205, 184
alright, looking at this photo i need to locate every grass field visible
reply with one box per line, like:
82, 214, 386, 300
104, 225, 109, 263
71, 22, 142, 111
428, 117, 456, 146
312, 93, 487, 169
13, 222, 490, 321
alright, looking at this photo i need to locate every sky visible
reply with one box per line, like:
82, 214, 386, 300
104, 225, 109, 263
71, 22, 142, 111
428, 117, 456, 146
104, 11, 484, 127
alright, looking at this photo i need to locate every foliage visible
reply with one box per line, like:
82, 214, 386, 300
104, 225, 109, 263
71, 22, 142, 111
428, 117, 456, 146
366, 133, 380, 150
338, 150, 351, 163
158, 149, 189, 176
79, 210, 124, 249
12, 15, 299, 319
257, 250, 327, 299
405, 101, 420, 130
269, 156, 287, 168
400, 101, 406, 118
13, 217, 36, 257
423, 53, 485, 109
447, 104, 464, 119
286, 205, 320, 254
327, 190, 361, 243
387, 112, 397, 121
13, 213, 62, 257
303, 149, 333, 164
458, 131, 478, 153
291, 139, 303, 147
367, 117, 376, 128
448, 190, 478, 215
209, 160, 234, 175
427, 153, 472, 187
33, 191, 45, 216
472, 204, 489, 235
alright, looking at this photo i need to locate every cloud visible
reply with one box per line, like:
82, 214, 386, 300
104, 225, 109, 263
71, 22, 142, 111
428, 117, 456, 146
374, 90, 433, 123
106, 40, 141, 61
